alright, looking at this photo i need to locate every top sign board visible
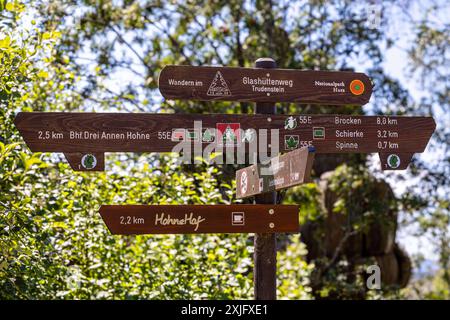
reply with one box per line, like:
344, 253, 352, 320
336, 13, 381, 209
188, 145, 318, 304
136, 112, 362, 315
159, 65, 373, 105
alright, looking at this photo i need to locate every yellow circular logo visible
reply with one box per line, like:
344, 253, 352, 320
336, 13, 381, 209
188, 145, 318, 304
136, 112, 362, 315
349, 79, 365, 95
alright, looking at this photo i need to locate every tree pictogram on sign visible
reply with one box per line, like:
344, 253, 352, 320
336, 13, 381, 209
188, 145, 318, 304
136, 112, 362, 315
81, 154, 97, 169
216, 123, 241, 146
202, 128, 215, 142
223, 126, 236, 144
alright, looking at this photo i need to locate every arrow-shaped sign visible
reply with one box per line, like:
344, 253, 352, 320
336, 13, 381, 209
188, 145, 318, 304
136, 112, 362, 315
14, 112, 435, 171
99, 205, 299, 234
159, 65, 373, 105
236, 146, 316, 199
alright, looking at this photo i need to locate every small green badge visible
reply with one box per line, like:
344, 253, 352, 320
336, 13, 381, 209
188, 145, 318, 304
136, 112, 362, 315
313, 127, 325, 139
387, 154, 400, 169
202, 129, 215, 142
81, 154, 97, 170
284, 135, 299, 150
187, 129, 199, 141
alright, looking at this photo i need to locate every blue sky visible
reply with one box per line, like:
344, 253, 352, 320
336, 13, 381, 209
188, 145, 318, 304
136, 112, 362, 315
365, 1, 449, 266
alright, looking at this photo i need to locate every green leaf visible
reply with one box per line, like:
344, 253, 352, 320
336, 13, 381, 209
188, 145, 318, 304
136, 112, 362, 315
5, 2, 13, 12
42, 32, 51, 40
37, 70, 48, 78
0, 36, 11, 48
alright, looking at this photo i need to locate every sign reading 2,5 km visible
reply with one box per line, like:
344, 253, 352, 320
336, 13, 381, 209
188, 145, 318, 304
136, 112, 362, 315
159, 65, 374, 105
15, 112, 436, 171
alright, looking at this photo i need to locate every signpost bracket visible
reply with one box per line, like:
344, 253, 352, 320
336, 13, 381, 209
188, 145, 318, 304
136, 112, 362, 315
64, 152, 105, 171
378, 152, 414, 171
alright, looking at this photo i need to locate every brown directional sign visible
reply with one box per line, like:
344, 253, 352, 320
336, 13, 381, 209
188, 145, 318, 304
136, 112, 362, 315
14, 112, 435, 171
236, 147, 315, 199
159, 65, 373, 105
99, 205, 299, 234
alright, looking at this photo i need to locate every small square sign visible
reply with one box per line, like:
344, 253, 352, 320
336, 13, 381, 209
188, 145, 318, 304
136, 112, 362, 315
172, 129, 185, 141
216, 123, 241, 146
231, 212, 245, 226
313, 127, 325, 140
186, 129, 199, 142
284, 135, 299, 150
202, 128, 216, 143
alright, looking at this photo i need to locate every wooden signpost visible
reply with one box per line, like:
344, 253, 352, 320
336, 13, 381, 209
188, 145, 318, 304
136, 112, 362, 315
159, 65, 373, 105
252, 57, 278, 301
236, 146, 316, 199
99, 205, 299, 235
15, 112, 435, 171
14, 57, 437, 301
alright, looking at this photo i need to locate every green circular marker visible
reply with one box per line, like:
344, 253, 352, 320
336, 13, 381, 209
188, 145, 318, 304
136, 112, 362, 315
387, 154, 400, 169
81, 154, 97, 170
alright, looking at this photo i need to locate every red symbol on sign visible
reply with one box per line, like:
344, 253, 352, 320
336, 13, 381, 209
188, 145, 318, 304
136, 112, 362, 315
216, 123, 241, 146
172, 129, 185, 141
349, 79, 365, 95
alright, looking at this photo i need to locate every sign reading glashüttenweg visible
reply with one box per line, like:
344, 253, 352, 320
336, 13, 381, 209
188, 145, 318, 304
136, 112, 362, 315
159, 65, 373, 105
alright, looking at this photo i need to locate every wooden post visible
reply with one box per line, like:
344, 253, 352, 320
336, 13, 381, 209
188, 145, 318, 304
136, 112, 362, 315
253, 57, 277, 300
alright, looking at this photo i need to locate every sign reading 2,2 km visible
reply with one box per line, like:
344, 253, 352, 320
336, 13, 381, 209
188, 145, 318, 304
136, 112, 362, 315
99, 205, 299, 234
158, 65, 374, 105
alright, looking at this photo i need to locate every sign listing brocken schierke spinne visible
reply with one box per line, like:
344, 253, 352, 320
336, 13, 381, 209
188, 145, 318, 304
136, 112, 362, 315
15, 112, 435, 171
